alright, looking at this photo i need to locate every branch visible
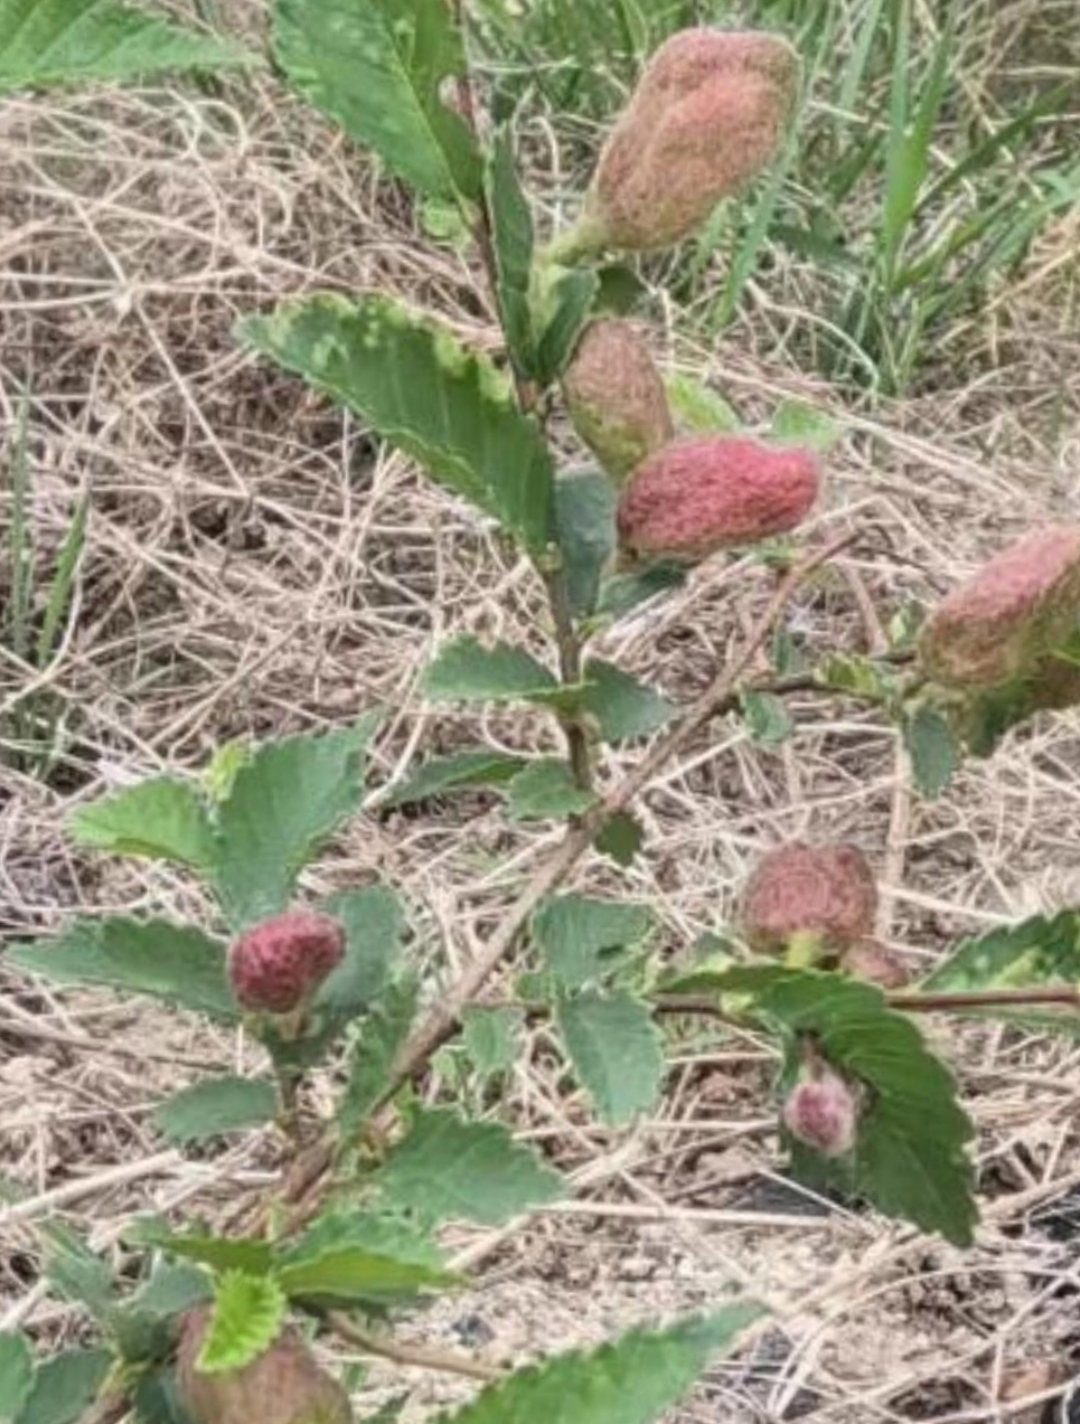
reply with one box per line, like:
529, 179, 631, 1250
887, 985, 1080, 1013
327, 1311, 502, 1383
380, 532, 858, 1103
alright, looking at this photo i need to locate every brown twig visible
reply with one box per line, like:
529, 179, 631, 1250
887, 986, 1080, 1013
327, 1311, 503, 1383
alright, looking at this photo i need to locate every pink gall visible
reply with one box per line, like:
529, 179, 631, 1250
616, 435, 818, 561
227, 910, 345, 1015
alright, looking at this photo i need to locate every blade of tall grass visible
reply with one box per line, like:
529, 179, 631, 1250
4, 402, 32, 664
36, 490, 88, 668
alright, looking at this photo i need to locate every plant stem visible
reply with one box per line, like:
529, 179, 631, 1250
656, 985, 1080, 1019
544, 569, 592, 789
887, 986, 1080, 1013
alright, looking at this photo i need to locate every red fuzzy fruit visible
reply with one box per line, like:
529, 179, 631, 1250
562, 318, 674, 481
177, 1308, 352, 1424
919, 525, 1080, 690
227, 910, 344, 1015
616, 435, 819, 560
573, 29, 798, 253
782, 1067, 858, 1158
741, 842, 877, 959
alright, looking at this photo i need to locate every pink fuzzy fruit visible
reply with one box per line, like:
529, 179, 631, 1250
782, 1067, 858, 1158
562, 318, 673, 481
741, 842, 877, 959
227, 910, 345, 1015
577, 29, 798, 253
616, 435, 819, 560
919, 525, 1080, 690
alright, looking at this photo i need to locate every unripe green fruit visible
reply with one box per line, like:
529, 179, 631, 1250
561, 319, 673, 481
568, 29, 798, 255
616, 435, 819, 561
918, 524, 1080, 690
782, 1066, 858, 1158
741, 842, 877, 959
176, 1309, 352, 1424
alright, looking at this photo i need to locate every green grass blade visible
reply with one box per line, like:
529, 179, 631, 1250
4, 401, 32, 662
35, 489, 88, 667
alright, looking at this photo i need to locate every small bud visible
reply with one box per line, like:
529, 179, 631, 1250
616, 435, 818, 560
741, 842, 877, 959
840, 941, 909, 989
576, 29, 798, 253
228, 910, 345, 1015
176, 1308, 353, 1424
919, 525, 1080, 690
561, 319, 674, 481
782, 1066, 858, 1158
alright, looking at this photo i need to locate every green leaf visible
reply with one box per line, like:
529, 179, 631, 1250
0, 1333, 34, 1423
373, 1107, 563, 1226
196, 1272, 286, 1375
921, 911, 1080, 1035
505, 760, 595, 821
381, 749, 527, 809
272, 0, 479, 201
421, 636, 556, 703
438, 1305, 763, 1424
240, 295, 555, 557
276, 1211, 456, 1305
814, 653, 897, 701
903, 705, 956, 799
131, 1369, 189, 1424
769, 398, 840, 453
41, 1224, 114, 1320
739, 689, 794, 748
593, 811, 644, 867
338, 978, 418, 1134
597, 561, 685, 621
579, 660, 673, 744
460, 1006, 522, 1079
126, 1223, 272, 1278
212, 716, 378, 929
554, 469, 617, 621
67, 777, 215, 870
532, 894, 651, 990
315, 885, 402, 1017
127, 1262, 212, 1320
13, 1349, 110, 1424
535, 270, 600, 387
664, 374, 740, 434
593, 264, 648, 317
7, 919, 235, 1022
152, 1076, 277, 1146
717, 966, 977, 1245
556, 989, 663, 1126
0, 0, 253, 94
486, 130, 536, 377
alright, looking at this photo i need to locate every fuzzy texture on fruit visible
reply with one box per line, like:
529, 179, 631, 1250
227, 910, 345, 1015
741, 842, 877, 958
616, 435, 819, 560
840, 940, 910, 989
176, 1309, 352, 1424
578, 29, 798, 252
782, 1067, 858, 1158
561, 319, 674, 480
918, 525, 1080, 690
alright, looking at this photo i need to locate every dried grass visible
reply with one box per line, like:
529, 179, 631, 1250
2, 54, 1080, 1424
